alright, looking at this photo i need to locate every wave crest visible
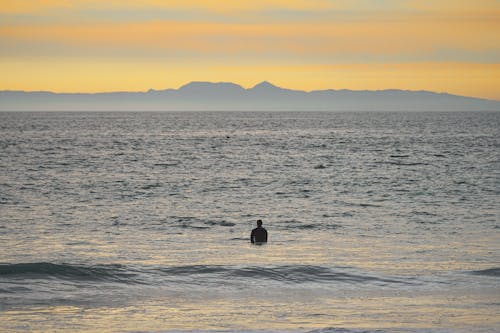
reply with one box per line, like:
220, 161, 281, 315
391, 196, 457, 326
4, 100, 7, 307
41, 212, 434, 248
0, 263, 410, 286
471, 267, 500, 277
0, 262, 134, 282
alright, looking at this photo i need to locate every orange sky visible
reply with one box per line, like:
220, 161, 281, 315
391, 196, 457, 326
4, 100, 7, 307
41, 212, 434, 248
0, 0, 499, 99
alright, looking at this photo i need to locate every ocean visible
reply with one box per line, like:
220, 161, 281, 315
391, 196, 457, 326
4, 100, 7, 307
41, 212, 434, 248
0, 111, 499, 332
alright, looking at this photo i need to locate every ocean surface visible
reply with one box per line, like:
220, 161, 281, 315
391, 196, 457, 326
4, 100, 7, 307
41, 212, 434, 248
0, 111, 499, 333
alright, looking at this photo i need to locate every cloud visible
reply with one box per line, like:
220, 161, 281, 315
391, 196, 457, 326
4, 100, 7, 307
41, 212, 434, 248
0, 0, 336, 14
2, 1, 498, 58
1, 16, 497, 60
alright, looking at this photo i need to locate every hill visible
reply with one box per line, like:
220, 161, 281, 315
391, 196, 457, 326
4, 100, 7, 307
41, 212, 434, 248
1, 81, 498, 111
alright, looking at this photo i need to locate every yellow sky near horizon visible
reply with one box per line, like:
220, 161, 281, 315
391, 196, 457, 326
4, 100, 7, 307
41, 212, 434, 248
0, 0, 499, 99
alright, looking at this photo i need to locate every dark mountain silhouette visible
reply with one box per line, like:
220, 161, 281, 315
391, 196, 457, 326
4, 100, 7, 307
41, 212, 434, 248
178, 81, 245, 96
0, 81, 498, 111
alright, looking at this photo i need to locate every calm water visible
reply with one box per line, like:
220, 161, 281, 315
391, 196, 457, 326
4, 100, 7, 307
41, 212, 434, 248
0, 111, 499, 332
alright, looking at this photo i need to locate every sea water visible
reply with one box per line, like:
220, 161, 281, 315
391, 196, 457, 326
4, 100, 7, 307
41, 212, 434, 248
0, 111, 499, 332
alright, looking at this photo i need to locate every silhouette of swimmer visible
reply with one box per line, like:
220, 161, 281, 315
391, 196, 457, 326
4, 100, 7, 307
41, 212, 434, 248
250, 219, 268, 244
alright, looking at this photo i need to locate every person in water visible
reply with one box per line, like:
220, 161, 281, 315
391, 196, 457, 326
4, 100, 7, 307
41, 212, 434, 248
250, 219, 268, 244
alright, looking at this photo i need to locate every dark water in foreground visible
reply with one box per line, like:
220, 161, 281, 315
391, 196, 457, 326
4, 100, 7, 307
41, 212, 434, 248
0, 111, 499, 332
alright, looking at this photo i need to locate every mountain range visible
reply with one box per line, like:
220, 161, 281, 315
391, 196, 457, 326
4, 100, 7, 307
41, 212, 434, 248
1, 81, 498, 111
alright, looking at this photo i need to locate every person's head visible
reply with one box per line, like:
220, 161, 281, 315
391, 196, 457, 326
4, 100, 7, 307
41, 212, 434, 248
256, 219, 263, 227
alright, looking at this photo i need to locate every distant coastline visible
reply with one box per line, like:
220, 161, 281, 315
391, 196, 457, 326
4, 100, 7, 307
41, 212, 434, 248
1, 81, 499, 111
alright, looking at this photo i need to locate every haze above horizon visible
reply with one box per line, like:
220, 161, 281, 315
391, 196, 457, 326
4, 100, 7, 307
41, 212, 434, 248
1, 1, 499, 100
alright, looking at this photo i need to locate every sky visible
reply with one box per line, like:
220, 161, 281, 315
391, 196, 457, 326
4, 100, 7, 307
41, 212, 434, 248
0, 0, 499, 100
